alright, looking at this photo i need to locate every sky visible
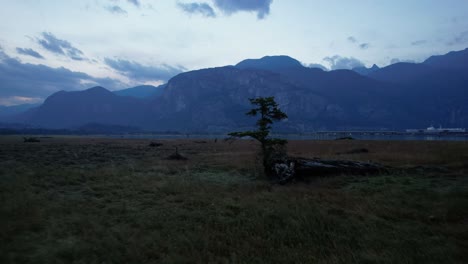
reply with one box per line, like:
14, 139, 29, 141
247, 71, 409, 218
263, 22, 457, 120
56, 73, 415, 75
1, 0, 468, 106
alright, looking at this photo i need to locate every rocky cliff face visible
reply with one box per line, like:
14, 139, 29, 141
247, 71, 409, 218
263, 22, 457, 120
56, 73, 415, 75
145, 66, 404, 132
146, 67, 309, 131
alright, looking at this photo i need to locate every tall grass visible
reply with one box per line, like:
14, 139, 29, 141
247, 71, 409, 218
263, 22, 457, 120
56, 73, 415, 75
1, 137, 467, 263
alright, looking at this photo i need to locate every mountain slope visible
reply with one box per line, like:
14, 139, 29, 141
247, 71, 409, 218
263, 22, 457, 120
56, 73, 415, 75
368, 48, 468, 84
398, 69, 468, 127
363, 49, 468, 127
146, 66, 405, 131
367, 62, 434, 83
114, 84, 165, 98
352, 64, 380, 76
423, 48, 468, 71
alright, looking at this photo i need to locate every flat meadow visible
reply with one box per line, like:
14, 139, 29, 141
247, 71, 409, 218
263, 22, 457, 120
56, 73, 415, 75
1, 136, 468, 263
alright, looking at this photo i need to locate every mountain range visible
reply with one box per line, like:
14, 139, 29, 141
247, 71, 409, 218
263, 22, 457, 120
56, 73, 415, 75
2, 48, 468, 132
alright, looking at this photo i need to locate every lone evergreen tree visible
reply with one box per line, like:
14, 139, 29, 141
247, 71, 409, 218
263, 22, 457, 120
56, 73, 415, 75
229, 97, 288, 177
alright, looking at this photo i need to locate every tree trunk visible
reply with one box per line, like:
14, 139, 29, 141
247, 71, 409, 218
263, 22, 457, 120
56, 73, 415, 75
272, 157, 387, 184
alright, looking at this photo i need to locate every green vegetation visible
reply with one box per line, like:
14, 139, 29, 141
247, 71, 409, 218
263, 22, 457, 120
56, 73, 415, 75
1, 137, 468, 263
229, 97, 288, 177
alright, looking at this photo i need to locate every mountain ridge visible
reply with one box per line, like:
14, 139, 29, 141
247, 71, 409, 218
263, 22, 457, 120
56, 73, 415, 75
7, 48, 468, 131
114, 84, 166, 99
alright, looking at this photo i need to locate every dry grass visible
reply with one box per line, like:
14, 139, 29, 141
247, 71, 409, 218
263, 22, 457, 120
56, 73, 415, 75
1, 136, 468, 263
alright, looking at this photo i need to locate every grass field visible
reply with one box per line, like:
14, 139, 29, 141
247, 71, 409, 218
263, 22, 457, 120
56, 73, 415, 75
1, 136, 468, 263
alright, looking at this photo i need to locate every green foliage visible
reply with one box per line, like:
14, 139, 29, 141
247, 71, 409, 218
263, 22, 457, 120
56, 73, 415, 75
229, 97, 288, 177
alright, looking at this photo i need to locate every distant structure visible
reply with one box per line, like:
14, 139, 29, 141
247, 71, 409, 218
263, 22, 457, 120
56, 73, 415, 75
406, 126, 466, 134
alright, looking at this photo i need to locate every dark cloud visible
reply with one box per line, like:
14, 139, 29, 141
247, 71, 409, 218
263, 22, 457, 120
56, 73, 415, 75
359, 43, 370, 49
308, 63, 328, 71
37, 32, 85, 61
347, 36, 370, 50
127, 0, 140, 7
323, 55, 365, 70
104, 58, 186, 82
0, 50, 123, 101
177, 2, 216, 17
347, 36, 357, 43
447, 31, 468, 45
106, 5, 128, 15
16, 48, 44, 59
107, 0, 139, 8
213, 0, 273, 19
411, 40, 427, 46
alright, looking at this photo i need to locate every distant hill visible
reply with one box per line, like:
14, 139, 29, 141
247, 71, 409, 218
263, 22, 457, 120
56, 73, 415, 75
0, 103, 40, 117
113, 84, 166, 98
19, 86, 146, 129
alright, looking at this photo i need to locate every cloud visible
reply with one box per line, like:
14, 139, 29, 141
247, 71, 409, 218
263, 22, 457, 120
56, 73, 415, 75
359, 43, 370, 49
0, 49, 124, 101
323, 55, 365, 70
390, 58, 415, 64
106, 5, 128, 15
308, 63, 328, 71
346, 36, 370, 50
177, 2, 216, 17
411, 40, 427, 46
447, 31, 468, 45
107, 0, 139, 8
104, 58, 186, 82
213, 0, 273, 19
347, 36, 357, 43
16, 48, 44, 59
37, 32, 85, 61
127, 0, 140, 7
0, 96, 43, 107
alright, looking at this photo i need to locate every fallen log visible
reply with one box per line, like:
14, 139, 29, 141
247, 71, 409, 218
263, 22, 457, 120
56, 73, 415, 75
272, 157, 387, 184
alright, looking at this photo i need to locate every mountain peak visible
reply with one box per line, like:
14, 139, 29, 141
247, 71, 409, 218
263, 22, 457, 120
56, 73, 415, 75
235, 55, 303, 71
85, 86, 112, 94
352, 64, 380, 76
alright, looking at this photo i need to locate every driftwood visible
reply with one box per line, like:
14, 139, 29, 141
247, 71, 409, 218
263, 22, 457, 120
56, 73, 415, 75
23, 137, 40, 143
336, 148, 369, 155
272, 157, 387, 184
